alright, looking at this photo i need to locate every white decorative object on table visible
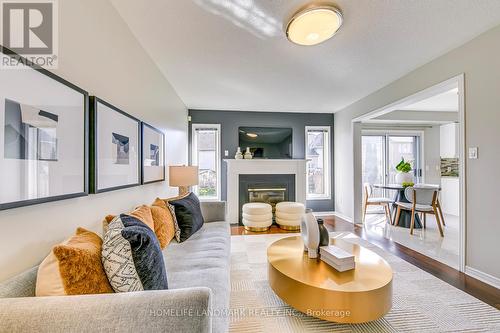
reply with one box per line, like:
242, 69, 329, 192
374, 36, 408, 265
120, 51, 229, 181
244, 147, 253, 159
301, 209, 320, 258
395, 172, 413, 184
235, 147, 243, 159
320, 245, 355, 272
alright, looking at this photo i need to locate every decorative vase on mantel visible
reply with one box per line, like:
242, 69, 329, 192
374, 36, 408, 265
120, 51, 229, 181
235, 147, 243, 159
244, 147, 253, 159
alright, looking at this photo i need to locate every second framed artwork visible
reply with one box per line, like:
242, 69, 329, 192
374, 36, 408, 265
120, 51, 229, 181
90, 97, 141, 193
141, 123, 165, 184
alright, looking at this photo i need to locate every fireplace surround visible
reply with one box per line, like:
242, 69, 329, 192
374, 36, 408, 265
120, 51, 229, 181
224, 159, 307, 224
238, 174, 295, 224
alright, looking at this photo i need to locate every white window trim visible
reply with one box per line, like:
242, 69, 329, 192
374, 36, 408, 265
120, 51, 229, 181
305, 126, 331, 200
191, 123, 221, 201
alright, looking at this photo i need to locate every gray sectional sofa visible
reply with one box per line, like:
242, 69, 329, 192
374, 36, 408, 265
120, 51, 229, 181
0, 201, 231, 333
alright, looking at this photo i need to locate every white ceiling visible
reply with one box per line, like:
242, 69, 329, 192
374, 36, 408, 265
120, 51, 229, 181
111, 0, 500, 113
400, 88, 459, 112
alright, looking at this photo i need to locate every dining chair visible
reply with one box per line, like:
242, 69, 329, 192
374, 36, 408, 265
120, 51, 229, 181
414, 184, 446, 227
394, 187, 444, 237
363, 183, 393, 223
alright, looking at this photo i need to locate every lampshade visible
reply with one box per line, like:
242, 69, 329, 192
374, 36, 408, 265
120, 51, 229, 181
169, 165, 199, 187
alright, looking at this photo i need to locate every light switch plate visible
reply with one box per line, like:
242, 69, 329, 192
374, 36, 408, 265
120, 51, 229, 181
224, 150, 229, 157
468, 147, 478, 159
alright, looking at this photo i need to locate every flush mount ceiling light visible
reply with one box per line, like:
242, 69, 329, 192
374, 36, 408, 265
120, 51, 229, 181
286, 4, 343, 46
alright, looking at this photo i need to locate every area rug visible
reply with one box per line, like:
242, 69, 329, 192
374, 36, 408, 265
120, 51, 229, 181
229, 232, 500, 332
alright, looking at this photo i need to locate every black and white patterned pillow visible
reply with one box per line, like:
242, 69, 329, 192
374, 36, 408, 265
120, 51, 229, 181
102, 214, 168, 292
168, 203, 181, 242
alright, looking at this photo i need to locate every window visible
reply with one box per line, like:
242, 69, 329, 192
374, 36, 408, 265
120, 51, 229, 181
306, 126, 331, 200
191, 124, 221, 201
362, 132, 422, 197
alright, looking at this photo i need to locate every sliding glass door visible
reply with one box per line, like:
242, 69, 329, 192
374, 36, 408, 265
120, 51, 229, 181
362, 133, 421, 195
362, 135, 386, 189
387, 136, 421, 184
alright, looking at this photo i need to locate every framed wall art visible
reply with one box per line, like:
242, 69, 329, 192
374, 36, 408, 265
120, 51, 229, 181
0, 46, 89, 211
141, 122, 165, 184
90, 97, 141, 193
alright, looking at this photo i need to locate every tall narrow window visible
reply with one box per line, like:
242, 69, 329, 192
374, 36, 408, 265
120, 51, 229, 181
306, 126, 331, 200
191, 124, 221, 201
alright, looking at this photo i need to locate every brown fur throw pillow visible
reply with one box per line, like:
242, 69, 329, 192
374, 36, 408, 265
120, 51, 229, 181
36, 228, 113, 296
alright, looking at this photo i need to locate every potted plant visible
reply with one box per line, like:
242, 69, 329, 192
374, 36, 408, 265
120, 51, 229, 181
395, 158, 414, 184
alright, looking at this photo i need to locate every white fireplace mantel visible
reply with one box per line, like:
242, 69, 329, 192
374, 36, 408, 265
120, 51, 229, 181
224, 159, 307, 224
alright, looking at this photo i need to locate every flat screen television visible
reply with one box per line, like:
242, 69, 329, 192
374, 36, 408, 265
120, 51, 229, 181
239, 127, 292, 159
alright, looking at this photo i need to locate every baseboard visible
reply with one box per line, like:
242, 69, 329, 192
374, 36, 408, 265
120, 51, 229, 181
312, 211, 335, 216
465, 266, 500, 289
331, 211, 353, 223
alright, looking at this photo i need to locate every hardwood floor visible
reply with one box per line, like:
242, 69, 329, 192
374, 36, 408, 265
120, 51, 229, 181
231, 215, 500, 310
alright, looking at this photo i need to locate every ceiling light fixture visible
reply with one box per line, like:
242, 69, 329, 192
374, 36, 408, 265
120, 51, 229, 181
286, 4, 343, 46
246, 133, 258, 138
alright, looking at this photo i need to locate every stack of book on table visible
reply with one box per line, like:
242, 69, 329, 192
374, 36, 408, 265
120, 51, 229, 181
319, 245, 355, 272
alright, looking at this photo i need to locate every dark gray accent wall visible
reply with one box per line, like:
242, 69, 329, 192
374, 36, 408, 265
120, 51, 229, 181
189, 110, 335, 212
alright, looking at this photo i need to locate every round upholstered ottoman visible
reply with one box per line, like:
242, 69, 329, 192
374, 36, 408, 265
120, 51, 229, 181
242, 203, 272, 232
275, 202, 305, 231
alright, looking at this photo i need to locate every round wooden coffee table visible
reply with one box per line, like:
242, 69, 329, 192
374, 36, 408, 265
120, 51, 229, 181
267, 236, 393, 323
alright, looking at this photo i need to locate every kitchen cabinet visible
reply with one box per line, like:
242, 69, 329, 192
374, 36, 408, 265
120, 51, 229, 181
440, 123, 459, 158
440, 177, 459, 216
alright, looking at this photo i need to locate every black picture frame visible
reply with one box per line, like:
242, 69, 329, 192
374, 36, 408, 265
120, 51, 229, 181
89, 96, 142, 194
141, 122, 166, 185
0, 45, 89, 211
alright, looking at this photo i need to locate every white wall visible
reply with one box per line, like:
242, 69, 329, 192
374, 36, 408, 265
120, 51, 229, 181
0, 0, 188, 282
334, 23, 500, 280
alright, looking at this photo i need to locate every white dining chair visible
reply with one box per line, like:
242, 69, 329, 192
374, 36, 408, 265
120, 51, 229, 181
363, 183, 393, 223
414, 183, 446, 226
394, 187, 444, 237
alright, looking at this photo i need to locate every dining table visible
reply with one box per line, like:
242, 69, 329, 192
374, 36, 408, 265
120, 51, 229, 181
372, 183, 440, 229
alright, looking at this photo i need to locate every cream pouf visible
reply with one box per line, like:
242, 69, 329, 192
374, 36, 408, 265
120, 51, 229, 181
275, 202, 305, 231
242, 203, 272, 232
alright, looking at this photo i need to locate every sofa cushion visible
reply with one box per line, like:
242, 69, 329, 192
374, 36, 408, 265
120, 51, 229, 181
35, 228, 113, 296
0, 267, 37, 298
164, 221, 230, 333
102, 215, 168, 292
168, 192, 204, 242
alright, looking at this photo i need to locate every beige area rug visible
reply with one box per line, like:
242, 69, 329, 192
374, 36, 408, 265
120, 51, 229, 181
229, 232, 500, 332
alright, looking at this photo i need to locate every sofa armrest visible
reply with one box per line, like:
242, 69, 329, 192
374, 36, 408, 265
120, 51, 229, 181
201, 201, 227, 223
0, 287, 212, 333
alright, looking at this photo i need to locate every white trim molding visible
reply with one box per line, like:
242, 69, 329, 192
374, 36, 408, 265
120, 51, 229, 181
465, 266, 500, 289
224, 159, 307, 224
332, 211, 354, 223
305, 126, 331, 200
191, 123, 221, 201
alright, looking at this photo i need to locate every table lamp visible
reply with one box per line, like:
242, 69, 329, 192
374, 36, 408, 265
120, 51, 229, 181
169, 165, 199, 196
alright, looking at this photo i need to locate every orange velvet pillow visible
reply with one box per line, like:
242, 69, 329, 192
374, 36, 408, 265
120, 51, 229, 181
36, 228, 113, 296
129, 205, 155, 231
150, 204, 175, 249
102, 205, 154, 234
